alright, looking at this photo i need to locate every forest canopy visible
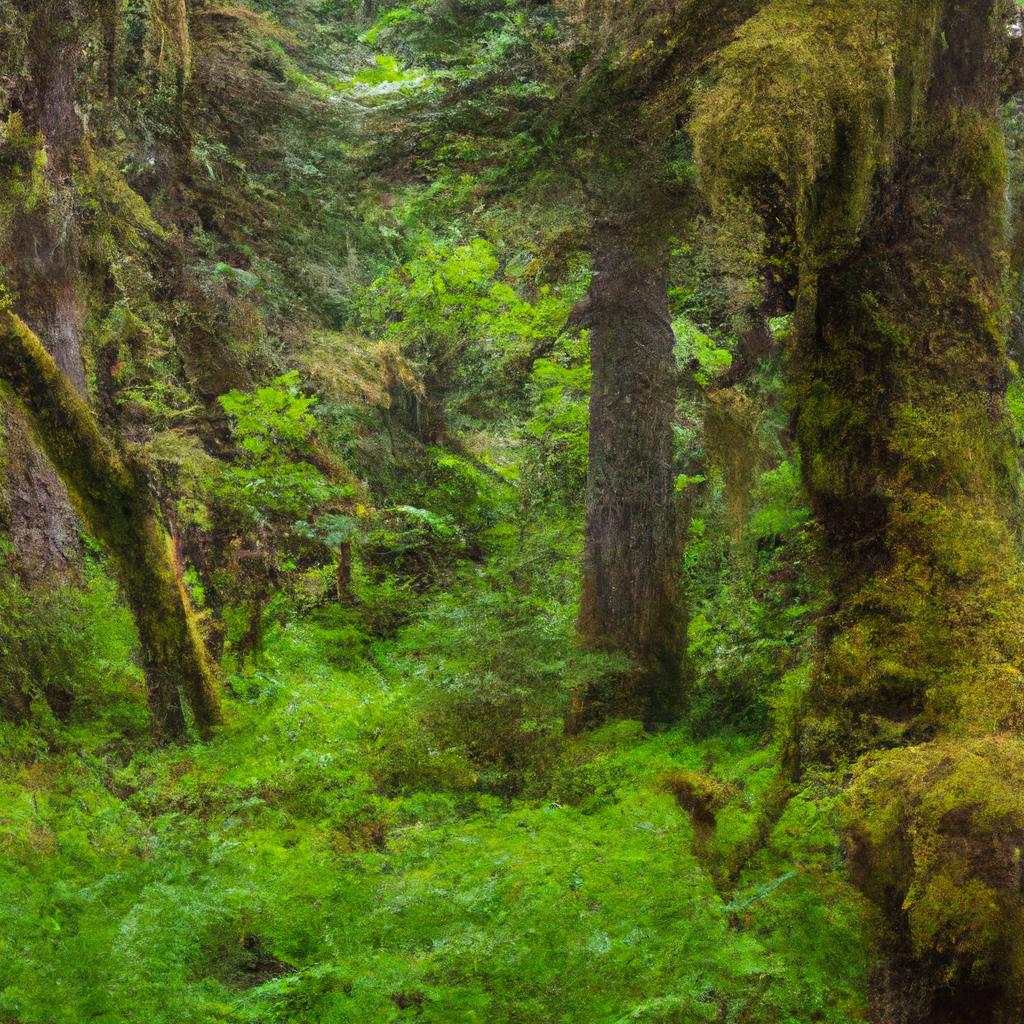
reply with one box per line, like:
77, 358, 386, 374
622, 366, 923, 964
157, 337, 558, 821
3, 1, 1024, 1022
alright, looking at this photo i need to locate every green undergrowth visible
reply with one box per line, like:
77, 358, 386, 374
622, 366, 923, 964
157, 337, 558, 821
0, 576, 871, 1024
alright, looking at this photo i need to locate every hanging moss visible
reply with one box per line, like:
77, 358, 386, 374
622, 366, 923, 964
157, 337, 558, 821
691, 0, 911, 276
703, 387, 763, 542
148, 0, 193, 96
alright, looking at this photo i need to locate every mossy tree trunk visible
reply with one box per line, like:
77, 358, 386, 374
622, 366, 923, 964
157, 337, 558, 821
576, 218, 687, 727
694, 0, 1024, 1009
0, 310, 224, 739
3, 0, 93, 582
12, 0, 89, 394
1, 405, 83, 581
789, 2, 1024, 1014
798, 0, 1024, 756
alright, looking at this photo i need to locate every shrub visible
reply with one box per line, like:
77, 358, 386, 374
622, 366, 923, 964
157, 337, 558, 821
0, 549, 147, 738
361, 505, 465, 589
365, 578, 624, 796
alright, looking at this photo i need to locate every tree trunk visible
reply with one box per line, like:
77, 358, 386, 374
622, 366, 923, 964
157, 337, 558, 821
792, 2, 1024, 1013
0, 310, 224, 739
242, 595, 266, 661
798, 0, 1023, 758
576, 220, 686, 727
3, 0, 90, 581
1, 406, 82, 581
336, 542, 353, 602
13, 0, 89, 395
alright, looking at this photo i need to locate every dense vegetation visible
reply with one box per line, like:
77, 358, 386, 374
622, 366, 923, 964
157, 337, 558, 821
3, 1, 1024, 1021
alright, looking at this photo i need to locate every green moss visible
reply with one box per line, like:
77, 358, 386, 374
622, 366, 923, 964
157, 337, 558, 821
847, 738, 1024, 1002
691, 0, 909, 273
0, 112, 50, 272
0, 310, 222, 738
695, 0, 1024, 1007
703, 388, 763, 540
77, 149, 166, 260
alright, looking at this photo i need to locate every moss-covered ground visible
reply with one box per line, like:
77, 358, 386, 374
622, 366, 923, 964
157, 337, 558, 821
0, 563, 871, 1024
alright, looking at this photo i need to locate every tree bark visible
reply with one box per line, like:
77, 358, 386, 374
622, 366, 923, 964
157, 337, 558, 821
336, 542, 353, 602
576, 220, 686, 727
1, 405, 82, 581
789, 2, 1024, 1013
0, 310, 224, 738
12, 0, 89, 395
3, 0, 91, 582
797, 0, 1023, 757
565, 0, 775, 730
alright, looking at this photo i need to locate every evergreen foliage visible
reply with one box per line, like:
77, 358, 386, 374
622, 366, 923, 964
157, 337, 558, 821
3, 1, 1024, 1021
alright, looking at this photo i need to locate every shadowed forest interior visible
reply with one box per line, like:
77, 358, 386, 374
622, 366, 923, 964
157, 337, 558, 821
4, 1, 1024, 1021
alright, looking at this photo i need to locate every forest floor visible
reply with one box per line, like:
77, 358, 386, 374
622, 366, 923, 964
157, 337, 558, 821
0, 564, 871, 1024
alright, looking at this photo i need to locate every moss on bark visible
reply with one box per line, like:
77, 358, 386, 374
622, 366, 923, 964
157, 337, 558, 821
695, 0, 1024, 1014
0, 309, 223, 738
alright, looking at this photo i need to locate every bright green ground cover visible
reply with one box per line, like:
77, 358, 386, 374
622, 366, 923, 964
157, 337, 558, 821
0, 565, 871, 1024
